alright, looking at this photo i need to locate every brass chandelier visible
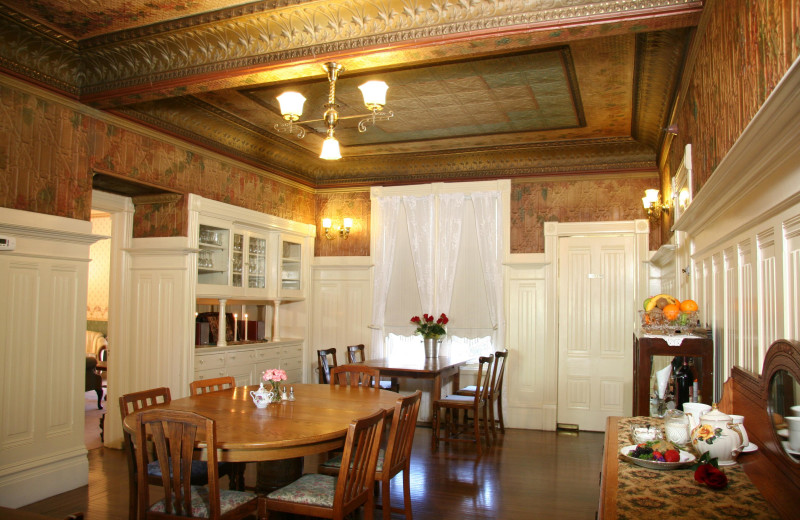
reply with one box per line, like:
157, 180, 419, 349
274, 62, 394, 160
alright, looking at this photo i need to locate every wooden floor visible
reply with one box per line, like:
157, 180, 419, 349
19, 420, 604, 520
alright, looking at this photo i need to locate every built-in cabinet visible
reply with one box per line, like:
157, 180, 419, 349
194, 340, 304, 386
190, 195, 315, 384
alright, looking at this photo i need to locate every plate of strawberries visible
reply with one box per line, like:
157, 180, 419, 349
620, 440, 696, 470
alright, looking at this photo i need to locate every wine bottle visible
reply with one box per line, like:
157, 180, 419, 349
675, 357, 691, 411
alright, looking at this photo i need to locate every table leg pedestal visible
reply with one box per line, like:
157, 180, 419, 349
256, 457, 304, 494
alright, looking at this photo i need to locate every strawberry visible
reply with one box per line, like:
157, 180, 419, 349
664, 449, 680, 463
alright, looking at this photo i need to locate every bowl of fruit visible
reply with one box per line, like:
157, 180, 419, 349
620, 440, 696, 470
640, 294, 699, 334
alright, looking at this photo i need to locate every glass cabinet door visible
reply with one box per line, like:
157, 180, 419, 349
280, 239, 302, 294
232, 232, 244, 288
247, 235, 267, 290
198, 224, 230, 286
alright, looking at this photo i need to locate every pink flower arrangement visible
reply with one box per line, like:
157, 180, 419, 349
262, 369, 287, 384
410, 313, 449, 339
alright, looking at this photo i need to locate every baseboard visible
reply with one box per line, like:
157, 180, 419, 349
0, 447, 88, 508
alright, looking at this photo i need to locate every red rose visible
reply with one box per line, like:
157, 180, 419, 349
410, 316, 421, 324
694, 464, 728, 489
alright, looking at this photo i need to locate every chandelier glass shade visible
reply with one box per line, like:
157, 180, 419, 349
274, 62, 393, 160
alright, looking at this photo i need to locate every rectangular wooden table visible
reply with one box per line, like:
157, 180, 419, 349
599, 416, 779, 519
361, 354, 473, 421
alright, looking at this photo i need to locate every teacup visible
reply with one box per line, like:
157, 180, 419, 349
786, 416, 800, 451
790, 405, 800, 416
683, 402, 712, 429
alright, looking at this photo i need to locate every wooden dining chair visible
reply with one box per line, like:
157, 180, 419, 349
261, 408, 386, 520
190, 376, 236, 395
330, 365, 381, 388
317, 348, 338, 384
321, 390, 422, 520
189, 376, 246, 490
347, 344, 399, 392
431, 355, 493, 455
134, 409, 258, 520
455, 350, 508, 435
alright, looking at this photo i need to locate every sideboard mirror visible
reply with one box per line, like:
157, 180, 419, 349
768, 368, 800, 461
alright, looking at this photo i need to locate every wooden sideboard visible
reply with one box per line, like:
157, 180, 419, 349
633, 333, 714, 416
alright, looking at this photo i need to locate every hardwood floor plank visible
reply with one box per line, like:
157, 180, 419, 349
19, 427, 603, 519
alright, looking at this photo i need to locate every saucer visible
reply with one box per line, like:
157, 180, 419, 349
741, 442, 758, 453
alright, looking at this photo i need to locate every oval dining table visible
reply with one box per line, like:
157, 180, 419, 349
122, 383, 398, 463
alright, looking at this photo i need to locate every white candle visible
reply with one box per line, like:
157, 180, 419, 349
233, 313, 238, 341
244, 313, 248, 341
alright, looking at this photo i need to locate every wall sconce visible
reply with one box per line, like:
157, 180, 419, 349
322, 218, 352, 239
642, 189, 670, 221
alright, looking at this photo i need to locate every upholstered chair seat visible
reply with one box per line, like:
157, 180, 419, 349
265, 473, 337, 508
149, 486, 256, 517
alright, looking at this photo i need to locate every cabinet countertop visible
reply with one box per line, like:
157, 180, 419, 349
195, 339, 302, 353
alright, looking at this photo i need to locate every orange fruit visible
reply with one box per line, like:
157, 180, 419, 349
680, 299, 698, 313
662, 304, 680, 321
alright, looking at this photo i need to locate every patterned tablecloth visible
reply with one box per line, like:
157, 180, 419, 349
613, 416, 779, 519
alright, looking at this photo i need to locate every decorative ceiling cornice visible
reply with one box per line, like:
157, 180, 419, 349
632, 28, 691, 150
0, 8, 81, 95
76, 0, 703, 103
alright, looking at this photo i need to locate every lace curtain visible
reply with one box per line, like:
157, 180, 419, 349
473, 191, 505, 349
369, 196, 402, 351
403, 195, 435, 310
434, 193, 465, 356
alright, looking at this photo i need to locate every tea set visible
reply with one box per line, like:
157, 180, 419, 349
633, 403, 752, 466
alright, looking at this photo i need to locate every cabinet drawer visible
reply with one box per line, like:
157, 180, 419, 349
255, 347, 281, 362
196, 353, 226, 370
281, 344, 302, 357
195, 367, 227, 380
281, 357, 303, 371
284, 369, 302, 384
226, 349, 256, 366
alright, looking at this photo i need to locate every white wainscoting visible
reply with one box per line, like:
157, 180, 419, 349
310, 257, 373, 380
504, 261, 552, 430
0, 208, 99, 507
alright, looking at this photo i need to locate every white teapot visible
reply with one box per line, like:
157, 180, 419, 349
690, 405, 743, 465
250, 383, 274, 409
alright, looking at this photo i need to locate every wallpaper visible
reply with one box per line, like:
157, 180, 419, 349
0, 78, 316, 237
87, 213, 111, 321
667, 0, 800, 192
510, 176, 662, 254
314, 191, 371, 257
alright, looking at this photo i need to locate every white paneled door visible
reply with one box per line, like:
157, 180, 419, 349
557, 235, 635, 431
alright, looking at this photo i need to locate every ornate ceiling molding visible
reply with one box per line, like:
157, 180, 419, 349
76, 0, 703, 101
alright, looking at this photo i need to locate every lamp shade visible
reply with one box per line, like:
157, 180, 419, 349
644, 189, 660, 204
359, 81, 388, 110
322, 218, 332, 229
320, 136, 342, 160
277, 92, 306, 120
642, 196, 650, 209
343, 218, 353, 229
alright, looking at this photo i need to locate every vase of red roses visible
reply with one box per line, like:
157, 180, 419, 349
411, 313, 448, 358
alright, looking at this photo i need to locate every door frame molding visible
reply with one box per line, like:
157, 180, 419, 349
543, 219, 650, 430
90, 190, 134, 448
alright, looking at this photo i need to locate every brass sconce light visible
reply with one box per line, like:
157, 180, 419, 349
642, 189, 670, 221
322, 218, 352, 239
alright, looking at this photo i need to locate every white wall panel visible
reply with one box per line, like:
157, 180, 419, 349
785, 216, 800, 341
0, 208, 94, 507
723, 246, 739, 377
757, 228, 778, 362
738, 239, 758, 373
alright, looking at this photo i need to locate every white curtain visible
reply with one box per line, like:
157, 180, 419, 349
435, 193, 465, 356
370, 196, 402, 351
435, 193, 465, 317
472, 191, 505, 349
403, 195, 435, 311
